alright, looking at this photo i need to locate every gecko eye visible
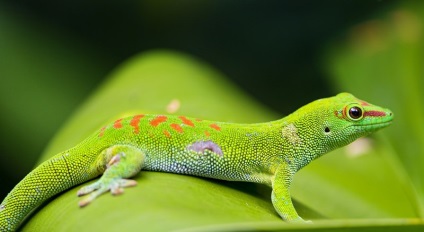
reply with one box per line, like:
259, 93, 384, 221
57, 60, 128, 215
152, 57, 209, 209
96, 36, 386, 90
348, 106, 363, 120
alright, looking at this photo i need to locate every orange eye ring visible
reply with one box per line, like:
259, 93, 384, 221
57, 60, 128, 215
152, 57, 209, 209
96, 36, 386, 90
347, 105, 363, 121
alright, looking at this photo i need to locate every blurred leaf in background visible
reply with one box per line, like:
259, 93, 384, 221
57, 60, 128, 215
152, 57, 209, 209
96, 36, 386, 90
2, 0, 424, 231
324, 0, 424, 221
0, 2, 113, 192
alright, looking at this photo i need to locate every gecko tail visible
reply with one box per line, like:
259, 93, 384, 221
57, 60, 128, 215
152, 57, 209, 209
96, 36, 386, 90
0, 150, 96, 231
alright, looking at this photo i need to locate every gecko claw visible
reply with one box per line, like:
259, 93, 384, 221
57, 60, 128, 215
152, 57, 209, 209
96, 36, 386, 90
78, 198, 92, 208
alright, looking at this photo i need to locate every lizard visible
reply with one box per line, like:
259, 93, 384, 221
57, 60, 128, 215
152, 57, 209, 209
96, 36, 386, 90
0, 92, 393, 231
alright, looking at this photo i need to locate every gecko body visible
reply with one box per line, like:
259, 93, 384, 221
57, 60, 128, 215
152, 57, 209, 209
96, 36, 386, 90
0, 93, 393, 231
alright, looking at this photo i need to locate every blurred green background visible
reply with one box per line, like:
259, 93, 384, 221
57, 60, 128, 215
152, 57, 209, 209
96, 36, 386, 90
1, 0, 423, 229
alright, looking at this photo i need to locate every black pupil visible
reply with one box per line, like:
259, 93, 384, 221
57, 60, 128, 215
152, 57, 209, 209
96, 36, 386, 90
349, 107, 362, 119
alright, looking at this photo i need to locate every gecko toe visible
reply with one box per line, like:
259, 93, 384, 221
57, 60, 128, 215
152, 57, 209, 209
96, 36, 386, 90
77, 182, 100, 196
77, 178, 138, 206
118, 179, 137, 187
111, 187, 124, 195
78, 198, 91, 207
110, 179, 137, 195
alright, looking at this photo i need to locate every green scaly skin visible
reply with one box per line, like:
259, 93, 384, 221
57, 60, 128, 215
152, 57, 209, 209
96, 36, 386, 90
0, 93, 393, 231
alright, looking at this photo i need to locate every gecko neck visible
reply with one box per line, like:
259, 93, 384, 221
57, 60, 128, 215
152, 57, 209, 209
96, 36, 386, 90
273, 115, 330, 172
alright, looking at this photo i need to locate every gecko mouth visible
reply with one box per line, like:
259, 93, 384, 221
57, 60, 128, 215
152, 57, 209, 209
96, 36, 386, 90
365, 120, 392, 126
351, 120, 393, 130
344, 115, 393, 130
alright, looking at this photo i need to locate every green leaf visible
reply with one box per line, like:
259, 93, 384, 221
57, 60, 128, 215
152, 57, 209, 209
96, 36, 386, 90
21, 47, 424, 230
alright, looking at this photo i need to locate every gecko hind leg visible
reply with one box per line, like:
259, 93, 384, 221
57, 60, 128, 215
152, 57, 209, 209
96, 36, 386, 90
77, 145, 145, 207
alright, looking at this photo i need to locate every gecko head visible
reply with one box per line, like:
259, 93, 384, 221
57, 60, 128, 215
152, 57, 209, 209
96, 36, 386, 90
289, 92, 393, 153
320, 92, 393, 149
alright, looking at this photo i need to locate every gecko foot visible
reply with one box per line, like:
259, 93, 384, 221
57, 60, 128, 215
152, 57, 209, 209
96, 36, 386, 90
76, 144, 145, 207
77, 179, 137, 207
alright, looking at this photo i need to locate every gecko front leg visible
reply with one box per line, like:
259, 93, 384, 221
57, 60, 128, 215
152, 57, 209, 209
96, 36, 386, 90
77, 145, 146, 207
271, 165, 305, 222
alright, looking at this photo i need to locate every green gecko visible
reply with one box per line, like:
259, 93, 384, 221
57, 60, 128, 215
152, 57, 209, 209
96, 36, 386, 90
0, 93, 393, 231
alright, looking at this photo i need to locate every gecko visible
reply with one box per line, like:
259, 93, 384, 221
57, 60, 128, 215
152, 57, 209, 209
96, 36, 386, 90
0, 93, 393, 231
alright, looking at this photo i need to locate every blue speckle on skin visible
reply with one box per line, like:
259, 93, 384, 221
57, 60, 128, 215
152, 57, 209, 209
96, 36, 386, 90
187, 140, 223, 157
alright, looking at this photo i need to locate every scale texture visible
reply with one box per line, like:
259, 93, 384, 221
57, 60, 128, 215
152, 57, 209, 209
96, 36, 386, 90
0, 93, 393, 231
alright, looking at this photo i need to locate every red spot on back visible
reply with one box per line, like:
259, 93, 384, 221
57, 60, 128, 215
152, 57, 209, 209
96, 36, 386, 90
179, 116, 195, 127
204, 130, 210, 137
99, 126, 106, 137
170, 123, 183, 133
364, 111, 386, 117
210, 123, 221, 131
130, 114, 145, 134
113, 119, 123, 129
150, 115, 168, 127
164, 130, 171, 138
